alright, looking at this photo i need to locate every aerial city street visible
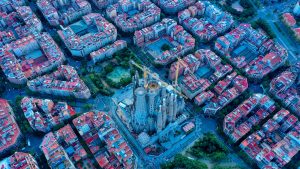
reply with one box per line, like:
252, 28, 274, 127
0, 0, 300, 169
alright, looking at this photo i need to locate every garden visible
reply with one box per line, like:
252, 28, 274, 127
80, 48, 142, 97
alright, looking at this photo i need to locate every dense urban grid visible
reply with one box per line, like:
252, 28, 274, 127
0, 0, 300, 169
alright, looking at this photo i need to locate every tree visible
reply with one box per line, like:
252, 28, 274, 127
212, 152, 227, 161
9, 97, 34, 133
120, 77, 132, 86
0, 69, 7, 96
213, 166, 242, 169
104, 64, 114, 74
161, 44, 171, 51
161, 154, 208, 169
83, 104, 93, 111
240, 0, 251, 8
160, 13, 166, 20
0, 83, 5, 96
251, 18, 276, 38
120, 61, 130, 68
16, 95, 23, 102
190, 133, 228, 160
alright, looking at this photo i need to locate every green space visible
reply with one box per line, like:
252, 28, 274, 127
251, 18, 276, 38
80, 48, 142, 97
82, 73, 114, 96
213, 166, 242, 169
106, 67, 131, 88
82, 76, 101, 96
161, 44, 171, 51
161, 154, 208, 169
11, 96, 34, 133
162, 133, 244, 169
188, 133, 228, 161
83, 103, 93, 112
209, 0, 256, 21
146, 38, 174, 56
0, 69, 7, 96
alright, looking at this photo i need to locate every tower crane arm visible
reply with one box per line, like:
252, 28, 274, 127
130, 60, 188, 99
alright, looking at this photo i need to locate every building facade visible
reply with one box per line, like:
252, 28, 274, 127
131, 71, 185, 134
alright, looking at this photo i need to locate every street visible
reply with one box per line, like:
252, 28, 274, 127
249, 0, 300, 63
108, 95, 250, 168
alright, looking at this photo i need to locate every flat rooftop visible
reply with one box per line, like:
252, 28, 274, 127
70, 20, 98, 36
146, 37, 175, 58
194, 65, 213, 79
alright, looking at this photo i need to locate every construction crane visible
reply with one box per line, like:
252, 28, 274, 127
174, 56, 194, 87
130, 60, 188, 99
143, 66, 148, 89
174, 57, 184, 87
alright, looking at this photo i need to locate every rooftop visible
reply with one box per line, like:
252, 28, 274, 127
0, 99, 22, 153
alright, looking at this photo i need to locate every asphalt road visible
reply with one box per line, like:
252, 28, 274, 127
249, 0, 300, 62
108, 94, 250, 168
